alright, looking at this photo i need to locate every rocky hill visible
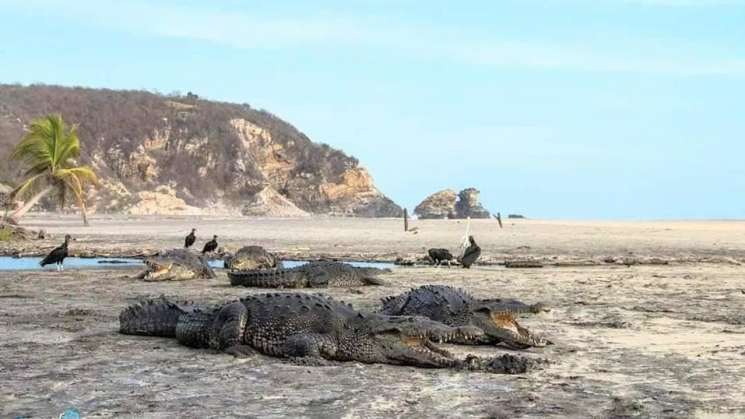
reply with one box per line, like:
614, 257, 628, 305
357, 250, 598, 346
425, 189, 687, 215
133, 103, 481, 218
0, 85, 402, 217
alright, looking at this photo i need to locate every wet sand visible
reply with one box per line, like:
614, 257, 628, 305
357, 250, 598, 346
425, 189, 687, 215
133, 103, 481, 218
2, 215, 745, 418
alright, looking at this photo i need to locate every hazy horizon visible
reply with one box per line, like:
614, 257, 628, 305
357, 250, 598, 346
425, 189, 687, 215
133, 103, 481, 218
1, 0, 743, 219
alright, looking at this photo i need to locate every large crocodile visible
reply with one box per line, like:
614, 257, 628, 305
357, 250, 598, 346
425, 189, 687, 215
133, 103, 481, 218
119, 293, 541, 373
224, 245, 281, 271
228, 261, 389, 288
136, 249, 215, 281
380, 285, 550, 349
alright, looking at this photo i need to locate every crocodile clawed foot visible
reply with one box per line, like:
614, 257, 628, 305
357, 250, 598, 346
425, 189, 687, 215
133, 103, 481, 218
224, 345, 256, 358
462, 353, 548, 374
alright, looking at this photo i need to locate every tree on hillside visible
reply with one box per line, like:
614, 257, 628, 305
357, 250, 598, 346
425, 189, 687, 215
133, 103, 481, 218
8, 114, 97, 225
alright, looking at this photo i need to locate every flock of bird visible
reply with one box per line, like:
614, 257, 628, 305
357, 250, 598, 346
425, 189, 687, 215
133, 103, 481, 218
184, 228, 218, 254
39, 228, 219, 271
39, 229, 481, 271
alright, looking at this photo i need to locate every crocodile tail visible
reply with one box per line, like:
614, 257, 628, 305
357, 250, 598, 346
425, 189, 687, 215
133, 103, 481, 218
119, 296, 188, 337
362, 275, 387, 286
228, 268, 293, 287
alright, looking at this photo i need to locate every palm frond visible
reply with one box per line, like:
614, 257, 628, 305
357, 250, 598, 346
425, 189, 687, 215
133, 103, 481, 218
61, 175, 86, 209
10, 173, 47, 200
24, 161, 53, 177
56, 182, 67, 208
55, 166, 99, 185
54, 125, 81, 167
48, 114, 64, 167
10, 126, 55, 166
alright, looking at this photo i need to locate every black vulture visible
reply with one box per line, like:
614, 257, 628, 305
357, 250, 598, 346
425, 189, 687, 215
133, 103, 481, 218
40, 234, 72, 271
202, 235, 218, 254
427, 248, 454, 266
459, 236, 481, 269
184, 228, 196, 248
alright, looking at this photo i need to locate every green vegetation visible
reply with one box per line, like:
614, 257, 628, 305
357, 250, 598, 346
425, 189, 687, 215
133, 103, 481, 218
9, 114, 97, 225
0, 226, 13, 241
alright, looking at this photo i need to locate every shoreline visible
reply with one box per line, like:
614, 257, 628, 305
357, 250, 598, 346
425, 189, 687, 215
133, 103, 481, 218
3, 214, 745, 265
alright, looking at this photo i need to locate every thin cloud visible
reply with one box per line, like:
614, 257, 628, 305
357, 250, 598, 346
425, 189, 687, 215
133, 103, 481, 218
4, 0, 745, 76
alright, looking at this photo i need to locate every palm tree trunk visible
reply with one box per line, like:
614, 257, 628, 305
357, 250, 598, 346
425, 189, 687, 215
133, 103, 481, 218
9, 185, 53, 222
81, 202, 89, 226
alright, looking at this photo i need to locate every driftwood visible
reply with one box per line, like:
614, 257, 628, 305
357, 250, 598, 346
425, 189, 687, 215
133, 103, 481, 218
504, 260, 544, 269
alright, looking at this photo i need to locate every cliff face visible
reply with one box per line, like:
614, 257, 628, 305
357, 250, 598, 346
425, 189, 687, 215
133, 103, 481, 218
0, 85, 402, 217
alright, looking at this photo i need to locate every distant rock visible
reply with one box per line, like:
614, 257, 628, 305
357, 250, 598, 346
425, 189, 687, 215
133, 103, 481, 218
414, 189, 458, 219
508, 214, 526, 219
414, 188, 491, 219
454, 188, 491, 219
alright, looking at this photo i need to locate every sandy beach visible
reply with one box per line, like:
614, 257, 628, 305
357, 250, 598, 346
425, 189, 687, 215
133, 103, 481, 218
2, 215, 745, 418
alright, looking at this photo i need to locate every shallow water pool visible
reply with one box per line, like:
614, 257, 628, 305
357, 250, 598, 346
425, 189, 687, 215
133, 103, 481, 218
0, 256, 395, 271
0, 256, 142, 270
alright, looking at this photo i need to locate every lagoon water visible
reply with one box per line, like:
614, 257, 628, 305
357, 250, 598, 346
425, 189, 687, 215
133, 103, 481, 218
0, 256, 394, 271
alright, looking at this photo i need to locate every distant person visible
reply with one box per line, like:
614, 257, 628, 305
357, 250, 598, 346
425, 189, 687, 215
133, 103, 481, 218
184, 228, 196, 248
202, 235, 218, 255
459, 235, 481, 269
496, 212, 503, 229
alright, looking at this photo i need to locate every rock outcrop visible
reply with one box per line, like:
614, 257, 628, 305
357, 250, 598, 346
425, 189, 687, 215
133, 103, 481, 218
0, 85, 402, 217
414, 188, 491, 219
454, 188, 491, 219
414, 189, 458, 219
126, 186, 204, 216
240, 186, 309, 217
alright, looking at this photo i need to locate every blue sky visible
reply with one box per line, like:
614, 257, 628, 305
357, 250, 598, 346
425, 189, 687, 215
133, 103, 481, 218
1, 0, 744, 218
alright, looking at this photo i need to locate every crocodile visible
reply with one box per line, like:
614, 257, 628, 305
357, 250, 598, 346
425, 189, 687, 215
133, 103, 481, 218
119, 293, 542, 373
380, 285, 550, 349
136, 249, 215, 281
228, 261, 389, 288
224, 245, 282, 271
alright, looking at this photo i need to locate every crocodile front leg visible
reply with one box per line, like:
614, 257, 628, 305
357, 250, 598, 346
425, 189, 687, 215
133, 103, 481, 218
460, 353, 548, 374
209, 302, 254, 357
281, 333, 339, 365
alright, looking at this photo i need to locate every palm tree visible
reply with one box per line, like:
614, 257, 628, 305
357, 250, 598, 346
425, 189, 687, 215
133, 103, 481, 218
8, 114, 97, 225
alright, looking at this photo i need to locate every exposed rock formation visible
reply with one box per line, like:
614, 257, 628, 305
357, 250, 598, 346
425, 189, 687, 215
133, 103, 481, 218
240, 186, 309, 217
127, 186, 203, 216
414, 189, 458, 219
0, 85, 402, 217
414, 188, 491, 219
455, 188, 491, 219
